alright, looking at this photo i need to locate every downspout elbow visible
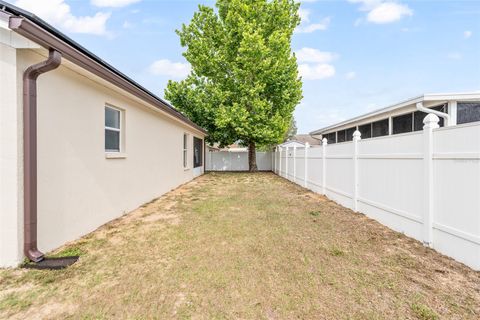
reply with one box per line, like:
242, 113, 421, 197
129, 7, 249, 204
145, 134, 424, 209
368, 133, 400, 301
24, 50, 62, 80
23, 49, 62, 263
416, 101, 450, 126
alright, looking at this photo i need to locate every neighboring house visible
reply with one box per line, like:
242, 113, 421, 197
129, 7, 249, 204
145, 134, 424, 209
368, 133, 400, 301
207, 143, 248, 152
310, 92, 480, 143
0, 3, 207, 267
278, 140, 306, 148
290, 134, 321, 146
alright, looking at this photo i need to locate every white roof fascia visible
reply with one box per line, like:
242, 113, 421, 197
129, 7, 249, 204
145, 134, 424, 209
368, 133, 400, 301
423, 92, 480, 101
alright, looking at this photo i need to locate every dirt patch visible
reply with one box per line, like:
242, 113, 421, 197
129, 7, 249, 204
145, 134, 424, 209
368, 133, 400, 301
142, 213, 180, 224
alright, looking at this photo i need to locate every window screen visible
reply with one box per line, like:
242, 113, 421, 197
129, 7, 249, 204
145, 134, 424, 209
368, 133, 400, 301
345, 127, 356, 141
413, 104, 447, 131
325, 132, 336, 144
457, 102, 480, 124
358, 123, 372, 139
372, 119, 389, 137
193, 137, 203, 168
337, 130, 346, 143
105, 106, 121, 152
393, 113, 413, 134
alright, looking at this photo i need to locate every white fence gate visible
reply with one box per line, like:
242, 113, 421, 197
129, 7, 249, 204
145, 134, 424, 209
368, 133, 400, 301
206, 151, 273, 171
274, 115, 480, 270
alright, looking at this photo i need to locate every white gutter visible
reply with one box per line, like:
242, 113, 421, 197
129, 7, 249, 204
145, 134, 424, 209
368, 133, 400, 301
416, 101, 450, 126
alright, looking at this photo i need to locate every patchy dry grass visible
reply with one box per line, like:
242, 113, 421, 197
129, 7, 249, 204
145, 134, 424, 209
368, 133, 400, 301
1, 172, 479, 319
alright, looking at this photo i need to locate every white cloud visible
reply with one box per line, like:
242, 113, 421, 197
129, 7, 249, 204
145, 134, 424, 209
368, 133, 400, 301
348, 0, 382, 10
91, 0, 141, 8
299, 63, 335, 80
464, 30, 472, 39
149, 59, 191, 79
296, 48, 336, 63
349, 0, 413, 24
296, 17, 330, 33
296, 47, 336, 80
15, 0, 110, 35
298, 8, 310, 23
346, 71, 356, 80
367, 2, 413, 24
296, 6, 330, 33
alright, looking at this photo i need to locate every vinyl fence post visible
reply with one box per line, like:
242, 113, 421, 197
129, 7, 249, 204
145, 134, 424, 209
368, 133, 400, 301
208, 151, 212, 171
279, 147, 282, 176
322, 138, 327, 195
423, 114, 439, 247
285, 147, 289, 179
274, 147, 277, 173
293, 146, 297, 183
304, 142, 310, 188
353, 130, 362, 212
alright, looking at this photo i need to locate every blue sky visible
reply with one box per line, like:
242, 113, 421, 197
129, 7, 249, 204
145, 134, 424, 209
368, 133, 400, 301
13, 0, 480, 133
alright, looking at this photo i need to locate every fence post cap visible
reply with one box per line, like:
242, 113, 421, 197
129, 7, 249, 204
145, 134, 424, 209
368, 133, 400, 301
305, 142, 310, 148
353, 130, 362, 140
322, 138, 328, 145
423, 113, 440, 128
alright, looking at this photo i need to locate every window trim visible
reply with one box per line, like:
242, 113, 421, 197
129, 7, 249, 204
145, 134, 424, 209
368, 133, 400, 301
105, 105, 124, 154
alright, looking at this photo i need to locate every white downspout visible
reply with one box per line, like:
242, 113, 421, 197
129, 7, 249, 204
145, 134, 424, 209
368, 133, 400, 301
416, 101, 451, 126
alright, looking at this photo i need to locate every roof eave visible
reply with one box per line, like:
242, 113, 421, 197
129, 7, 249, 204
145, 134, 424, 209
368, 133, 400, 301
310, 91, 480, 136
309, 94, 425, 135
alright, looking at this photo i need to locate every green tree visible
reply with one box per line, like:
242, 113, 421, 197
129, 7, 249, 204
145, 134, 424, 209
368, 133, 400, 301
165, 0, 303, 171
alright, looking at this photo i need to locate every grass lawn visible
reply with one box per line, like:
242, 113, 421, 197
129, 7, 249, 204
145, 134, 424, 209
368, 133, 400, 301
1, 172, 479, 319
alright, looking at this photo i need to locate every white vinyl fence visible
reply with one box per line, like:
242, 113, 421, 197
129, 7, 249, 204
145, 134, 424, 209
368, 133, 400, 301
206, 151, 273, 171
274, 115, 480, 270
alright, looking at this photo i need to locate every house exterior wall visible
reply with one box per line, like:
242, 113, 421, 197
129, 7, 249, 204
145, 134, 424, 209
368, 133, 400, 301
0, 42, 23, 267
0, 46, 205, 267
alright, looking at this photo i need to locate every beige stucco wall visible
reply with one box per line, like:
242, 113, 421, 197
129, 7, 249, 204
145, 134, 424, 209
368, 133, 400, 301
0, 46, 205, 266
0, 42, 23, 267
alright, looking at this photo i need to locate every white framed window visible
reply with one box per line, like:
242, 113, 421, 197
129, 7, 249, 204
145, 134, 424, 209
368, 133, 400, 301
183, 133, 188, 168
105, 105, 122, 152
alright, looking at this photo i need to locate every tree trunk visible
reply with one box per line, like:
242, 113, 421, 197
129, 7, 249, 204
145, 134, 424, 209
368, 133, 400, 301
248, 142, 258, 172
